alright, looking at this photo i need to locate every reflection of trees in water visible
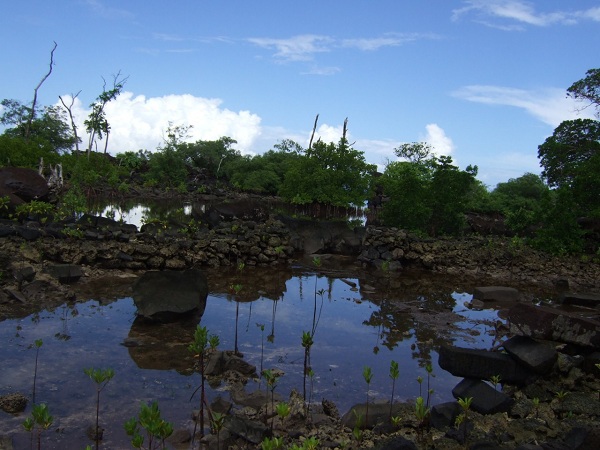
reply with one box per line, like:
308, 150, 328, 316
359, 271, 463, 367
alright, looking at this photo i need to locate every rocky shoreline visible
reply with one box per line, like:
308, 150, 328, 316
1, 211, 600, 448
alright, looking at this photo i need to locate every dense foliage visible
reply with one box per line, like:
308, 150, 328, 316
1, 67, 600, 255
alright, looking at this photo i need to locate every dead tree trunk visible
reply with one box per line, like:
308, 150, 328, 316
308, 114, 319, 150
59, 91, 82, 152
25, 41, 57, 141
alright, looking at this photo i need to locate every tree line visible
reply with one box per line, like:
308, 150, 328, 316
0, 54, 598, 256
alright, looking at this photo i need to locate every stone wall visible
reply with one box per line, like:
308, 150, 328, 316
1, 217, 599, 292
358, 226, 600, 293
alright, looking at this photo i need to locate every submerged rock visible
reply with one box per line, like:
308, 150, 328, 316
132, 268, 208, 321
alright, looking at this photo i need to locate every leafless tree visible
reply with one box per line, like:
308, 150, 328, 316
25, 41, 57, 140
59, 91, 82, 152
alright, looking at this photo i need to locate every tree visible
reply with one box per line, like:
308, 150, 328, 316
84, 72, 128, 157
280, 138, 376, 207
59, 91, 82, 152
490, 173, 550, 234
567, 68, 600, 117
25, 41, 57, 141
380, 149, 478, 236
538, 118, 600, 216
394, 142, 433, 163
1, 99, 76, 154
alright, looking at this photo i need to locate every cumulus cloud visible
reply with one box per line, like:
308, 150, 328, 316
422, 123, 455, 156
57, 92, 262, 154
451, 85, 595, 127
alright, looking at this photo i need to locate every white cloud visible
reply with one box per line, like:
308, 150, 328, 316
421, 123, 455, 156
451, 85, 595, 127
247, 35, 333, 62
452, 0, 599, 27
58, 92, 262, 154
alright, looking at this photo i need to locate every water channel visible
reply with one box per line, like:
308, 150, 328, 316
0, 260, 555, 449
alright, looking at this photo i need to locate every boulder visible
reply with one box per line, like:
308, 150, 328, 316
452, 378, 514, 414
205, 350, 257, 378
559, 292, 600, 309
473, 286, 519, 302
438, 345, 535, 384
502, 335, 557, 374
430, 401, 462, 430
508, 303, 600, 348
132, 269, 208, 321
45, 264, 84, 284
0, 167, 49, 203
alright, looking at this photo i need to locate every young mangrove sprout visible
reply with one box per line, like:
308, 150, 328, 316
83, 367, 115, 450
23, 403, 53, 450
124, 401, 173, 450
188, 325, 219, 440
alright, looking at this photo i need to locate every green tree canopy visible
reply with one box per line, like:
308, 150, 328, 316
380, 149, 478, 236
280, 138, 376, 207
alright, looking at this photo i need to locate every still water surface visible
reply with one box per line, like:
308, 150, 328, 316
0, 265, 514, 448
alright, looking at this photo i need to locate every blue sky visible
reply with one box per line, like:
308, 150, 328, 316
1, 0, 599, 188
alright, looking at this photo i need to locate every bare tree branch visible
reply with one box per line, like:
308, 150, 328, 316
25, 41, 57, 140
308, 113, 319, 150
59, 90, 82, 152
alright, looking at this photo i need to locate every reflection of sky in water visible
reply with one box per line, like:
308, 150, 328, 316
0, 273, 502, 449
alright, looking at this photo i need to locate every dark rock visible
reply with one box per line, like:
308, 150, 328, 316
508, 303, 600, 348
373, 435, 417, 450
224, 415, 269, 445
473, 286, 519, 302
45, 264, 83, 283
452, 378, 514, 414
166, 428, 191, 445
13, 266, 36, 283
0, 167, 49, 202
341, 402, 410, 429
430, 401, 461, 430
552, 392, 600, 416
132, 269, 208, 321
438, 345, 535, 384
502, 335, 557, 374
0, 435, 13, 450
0, 224, 15, 237
0, 392, 28, 413
205, 351, 257, 378
16, 226, 41, 241
559, 292, 600, 309
564, 426, 600, 450
230, 385, 279, 410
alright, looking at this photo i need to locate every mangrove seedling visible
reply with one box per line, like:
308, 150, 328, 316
124, 401, 173, 450
275, 401, 291, 426
457, 396, 473, 443
302, 436, 320, 450
425, 363, 435, 408
188, 325, 219, 440
532, 397, 540, 419
83, 367, 115, 450
417, 375, 423, 398
308, 368, 315, 414
490, 374, 501, 399
389, 360, 399, 420
229, 283, 243, 355
363, 365, 373, 427
263, 368, 280, 430
31, 339, 43, 404
23, 403, 53, 450
352, 409, 364, 442
301, 330, 314, 405
261, 436, 283, 450
414, 396, 430, 438
210, 411, 226, 448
